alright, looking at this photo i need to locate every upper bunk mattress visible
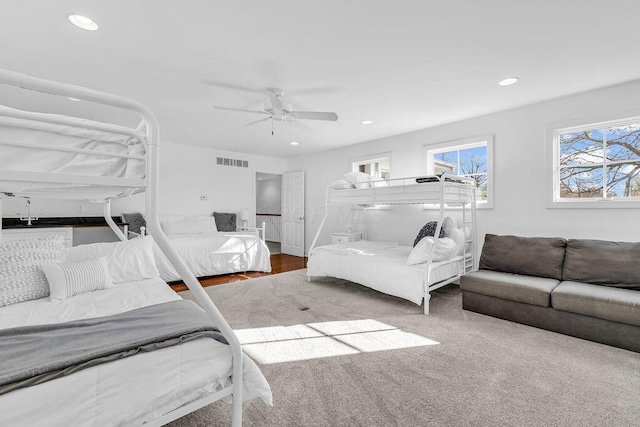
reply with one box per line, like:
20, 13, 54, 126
0, 106, 146, 196
308, 240, 464, 305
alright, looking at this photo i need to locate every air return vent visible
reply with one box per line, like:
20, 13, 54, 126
216, 157, 248, 168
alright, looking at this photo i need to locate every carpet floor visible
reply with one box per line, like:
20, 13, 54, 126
169, 269, 640, 427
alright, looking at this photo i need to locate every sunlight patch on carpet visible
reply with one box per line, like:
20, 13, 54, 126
236, 319, 439, 364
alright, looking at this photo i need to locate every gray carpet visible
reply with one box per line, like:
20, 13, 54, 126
169, 270, 640, 427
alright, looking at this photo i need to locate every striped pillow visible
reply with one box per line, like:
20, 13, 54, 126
0, 236, 65, 307
42, 257, 114, 300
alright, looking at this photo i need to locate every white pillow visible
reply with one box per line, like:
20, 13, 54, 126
442, 217, 466, 256
42, 257, 114, 300
66, 237, 159, 284
162, 217, 218, 235
0, 236, 65, 307
329, 179, 356, 190
344, 171, 372, 189
407, 237, 458, 265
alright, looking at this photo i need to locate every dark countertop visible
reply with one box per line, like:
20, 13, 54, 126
2, 217, 127, 229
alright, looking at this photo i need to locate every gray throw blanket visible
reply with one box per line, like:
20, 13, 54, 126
0, 299, 227, 396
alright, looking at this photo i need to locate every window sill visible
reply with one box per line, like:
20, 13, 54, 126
547, 199, 640, 209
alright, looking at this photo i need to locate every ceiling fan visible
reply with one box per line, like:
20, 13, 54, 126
214, 88, 338, 135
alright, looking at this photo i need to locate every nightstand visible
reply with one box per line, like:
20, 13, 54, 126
331, 232, 362, 244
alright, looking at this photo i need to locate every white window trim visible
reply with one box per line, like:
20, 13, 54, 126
350, 151, 393, 178
546, 113, 640, 209
422, 135, 494, 209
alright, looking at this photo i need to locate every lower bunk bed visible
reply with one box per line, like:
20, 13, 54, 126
307, 240, 469, 314
0, 238, 272, 426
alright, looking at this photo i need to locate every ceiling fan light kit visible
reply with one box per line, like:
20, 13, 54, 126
214, 87, 338, 135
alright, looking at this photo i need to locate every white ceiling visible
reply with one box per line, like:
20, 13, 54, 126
1, 1, 640, 158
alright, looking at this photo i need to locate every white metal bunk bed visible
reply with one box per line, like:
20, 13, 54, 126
0, 69, 266, 426
308, 175, 477, 315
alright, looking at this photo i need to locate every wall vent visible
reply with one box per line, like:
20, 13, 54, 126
216, 157, 249, 168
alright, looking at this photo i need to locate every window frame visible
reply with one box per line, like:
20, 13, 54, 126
350, 151, 393, 180
423, 135, 494, 209
547, 115, 640, 209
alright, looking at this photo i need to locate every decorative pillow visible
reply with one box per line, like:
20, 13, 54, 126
407, 237, 458, 265
344, 171, 372, 189
162, 217, 218, 235
65, 236, 159, 284
442, 216, 466, 256
213, 212, 237, 232
122, 212, 146, 234
0, 236, 65, 307
329, 179, 356, 190
413, 221, 445, 247
42, 257, 114, 300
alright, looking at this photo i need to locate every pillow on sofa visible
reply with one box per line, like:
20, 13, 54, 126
479, 234, 566, 280
413, 221, 445, 247
407, 237, 458, 265
563, 239, 640, 289
213, 212, 237, 232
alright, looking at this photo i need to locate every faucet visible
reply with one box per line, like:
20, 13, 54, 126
20, 199, 39, 226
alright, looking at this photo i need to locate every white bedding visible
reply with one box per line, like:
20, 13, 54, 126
0, 106, 146, 195
308, 240, 463, 305
0, 277, 272, 426
155, 233, 272, 282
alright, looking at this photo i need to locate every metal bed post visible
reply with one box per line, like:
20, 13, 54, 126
103, 200, 127, 242
308, 184, 330, 256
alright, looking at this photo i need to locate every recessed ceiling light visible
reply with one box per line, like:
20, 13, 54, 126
361, 120, 373, 125
290, 141, 299, 146
67, 14, 99, 31
67, 97, 81, 102
498, 77, 519, 86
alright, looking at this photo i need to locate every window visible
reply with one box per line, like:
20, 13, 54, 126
351, 153, 391, 180
553, 118, 640, 204
424, 136, 493, 207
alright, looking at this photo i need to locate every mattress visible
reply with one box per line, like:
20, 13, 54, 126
0, 106, 146, 196
0, 277, 272, 426
327, 178, 475, 205
155, 233, 272, 282
308, 241, 463, 305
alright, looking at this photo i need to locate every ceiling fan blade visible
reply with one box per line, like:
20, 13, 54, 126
203, 80, 266, 95
214, 106, 269, 115
244, 117, 271, 128
293, 111, 338, 121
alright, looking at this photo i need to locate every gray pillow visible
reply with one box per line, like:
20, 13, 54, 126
213, 212, 236, 232
563, 239, 640, 289
122, 213, 146, 234
479, 234, 566, 280
413, 221, 444, 247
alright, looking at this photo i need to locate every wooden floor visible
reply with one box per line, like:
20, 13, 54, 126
169, 254, 308, 292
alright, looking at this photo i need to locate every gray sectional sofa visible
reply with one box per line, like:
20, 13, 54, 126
460, 234, 640, 353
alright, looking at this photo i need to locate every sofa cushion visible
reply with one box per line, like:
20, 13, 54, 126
479, 234, 566, 280
563, 239, 640, 289
552, 281, 640, 327
460, 270, 560, 307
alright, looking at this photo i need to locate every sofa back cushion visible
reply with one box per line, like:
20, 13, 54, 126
479, 234, 566, 280
563, 239, 640, 289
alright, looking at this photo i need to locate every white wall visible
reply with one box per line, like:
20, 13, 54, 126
4, 141, 288, 230
256, 176, 282, 215
293, 79, 640, 253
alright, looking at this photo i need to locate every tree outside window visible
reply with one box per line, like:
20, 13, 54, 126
557, 121, 640, 201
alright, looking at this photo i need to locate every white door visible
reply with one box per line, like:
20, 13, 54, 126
281, 171, 305, 257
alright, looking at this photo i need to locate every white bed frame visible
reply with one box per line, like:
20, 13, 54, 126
0, 69, 245, 426
308, 175, 478, 315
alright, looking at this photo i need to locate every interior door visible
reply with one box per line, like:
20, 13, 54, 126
281, 171, 305, 257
